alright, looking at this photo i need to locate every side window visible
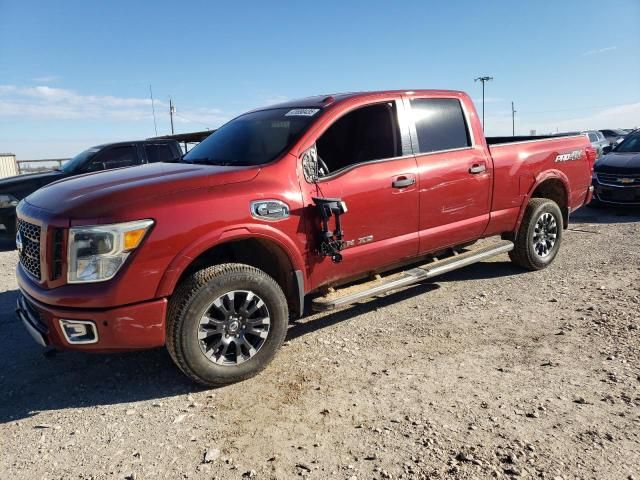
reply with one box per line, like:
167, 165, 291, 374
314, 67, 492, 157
145, 144, 175, 163
316, 102, 401, 176
588, 133, 598, 142
86, 146, 139, 171
410, 98, 471, 153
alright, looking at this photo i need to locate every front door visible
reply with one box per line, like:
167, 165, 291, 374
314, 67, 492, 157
300, 100, 419, 288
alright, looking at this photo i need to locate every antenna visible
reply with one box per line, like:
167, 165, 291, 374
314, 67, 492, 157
511, 101, 517, 136
149, 84, 158, 136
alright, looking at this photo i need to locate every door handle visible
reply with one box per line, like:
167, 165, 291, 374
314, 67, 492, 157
392, 177, 416, 188
469, 164, 486, 174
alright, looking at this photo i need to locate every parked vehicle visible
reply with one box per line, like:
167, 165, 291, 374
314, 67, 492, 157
591, 130, 640, 205
14, 90, 595, 386
0, 140, 181, 235
584, 130, 610, 157
555, 131, 609, 158
599, 129, 627, 146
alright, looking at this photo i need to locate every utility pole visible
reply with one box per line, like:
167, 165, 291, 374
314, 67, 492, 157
474, 76, 493, 130
149, 85, 158, 136
169, 98, 176, 135
511, 101, 516, 136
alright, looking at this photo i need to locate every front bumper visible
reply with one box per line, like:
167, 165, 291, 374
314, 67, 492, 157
592, 176, 640, 205
15, 290, 167, 352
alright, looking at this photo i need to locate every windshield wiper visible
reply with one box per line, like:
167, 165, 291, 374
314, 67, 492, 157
184, 157, 234, 166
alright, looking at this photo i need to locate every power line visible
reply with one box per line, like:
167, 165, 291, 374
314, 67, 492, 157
149, 84, 158, 136
521, 100, 640, 116
174, 112, 212, 129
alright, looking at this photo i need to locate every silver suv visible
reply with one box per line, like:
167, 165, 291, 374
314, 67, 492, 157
584, 130, 610, 158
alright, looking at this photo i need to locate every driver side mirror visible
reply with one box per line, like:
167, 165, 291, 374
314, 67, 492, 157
301, 144, 319, 183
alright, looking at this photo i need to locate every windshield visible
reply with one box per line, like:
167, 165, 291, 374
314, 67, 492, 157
61, 147, 100, 173
183, 108, 320, 166
613, 133, 640, 153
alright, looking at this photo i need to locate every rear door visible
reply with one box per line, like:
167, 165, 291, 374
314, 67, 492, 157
403, 96, 492, 253
300, 99, 419, 287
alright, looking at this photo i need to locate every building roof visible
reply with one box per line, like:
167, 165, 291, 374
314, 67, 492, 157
149, 130, 214, 143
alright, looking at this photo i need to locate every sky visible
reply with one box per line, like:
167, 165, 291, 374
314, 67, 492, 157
1, 0, 639, 159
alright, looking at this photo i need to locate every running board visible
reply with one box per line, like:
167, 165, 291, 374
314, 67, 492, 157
311, 240, 514, 312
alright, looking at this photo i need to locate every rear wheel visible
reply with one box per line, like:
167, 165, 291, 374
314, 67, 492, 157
166, 263, 288, 386
509, 198, 563, 271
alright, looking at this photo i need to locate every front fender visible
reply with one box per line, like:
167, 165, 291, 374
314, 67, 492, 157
155, 223, 307, 297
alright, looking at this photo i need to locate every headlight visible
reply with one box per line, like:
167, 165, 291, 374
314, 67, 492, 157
0, 194, 19, 209
68, 219, 154, 283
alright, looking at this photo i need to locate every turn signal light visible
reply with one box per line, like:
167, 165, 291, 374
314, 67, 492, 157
124, 228, 148, 251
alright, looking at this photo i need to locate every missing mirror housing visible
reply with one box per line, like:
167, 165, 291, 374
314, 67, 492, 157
302, 144, 319, 183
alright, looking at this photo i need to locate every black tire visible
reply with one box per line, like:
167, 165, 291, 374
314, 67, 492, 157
166, 263, 288, 386
509, 198, 563, 271
5, 216, 16, 237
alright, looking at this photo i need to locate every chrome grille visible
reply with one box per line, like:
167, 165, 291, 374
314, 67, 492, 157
597, 172, 640, 187
17, 219, 41, 280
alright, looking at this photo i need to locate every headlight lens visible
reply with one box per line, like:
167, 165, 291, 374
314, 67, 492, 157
68, 219, 153, 283
0, 194, 19, 209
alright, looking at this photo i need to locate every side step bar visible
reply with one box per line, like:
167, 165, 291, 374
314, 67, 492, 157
311, 240, 514, 312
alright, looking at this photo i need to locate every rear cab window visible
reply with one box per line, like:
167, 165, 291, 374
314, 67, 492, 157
409, 98, 471, 153
145, 143, 176, 163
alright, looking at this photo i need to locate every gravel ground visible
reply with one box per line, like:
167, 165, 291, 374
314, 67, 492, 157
1, 207, 639, 480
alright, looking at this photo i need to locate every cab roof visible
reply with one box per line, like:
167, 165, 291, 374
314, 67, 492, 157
252, 90, 466, 111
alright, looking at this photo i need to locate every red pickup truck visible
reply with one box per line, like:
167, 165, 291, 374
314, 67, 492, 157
15, 90, 595, 386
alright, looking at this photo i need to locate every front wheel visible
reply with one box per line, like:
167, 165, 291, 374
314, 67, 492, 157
166, 263, 289, 386
509, 198, 563, 271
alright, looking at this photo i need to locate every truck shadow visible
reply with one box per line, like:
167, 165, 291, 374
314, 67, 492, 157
0, 289, 202, 424
289, 259, 525, 341
571, 206, 640, 225
0, 235, 16, 252
0, 259, 525, 423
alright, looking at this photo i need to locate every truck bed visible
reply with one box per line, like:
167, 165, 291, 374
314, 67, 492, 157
486, 133, 579, 145
486, 134, 593, 229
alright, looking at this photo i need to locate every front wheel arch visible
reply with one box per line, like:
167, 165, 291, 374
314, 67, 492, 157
161, 236, 304, 318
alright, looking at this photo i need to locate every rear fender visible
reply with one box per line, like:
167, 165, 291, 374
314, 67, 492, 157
515, 170, 570, 231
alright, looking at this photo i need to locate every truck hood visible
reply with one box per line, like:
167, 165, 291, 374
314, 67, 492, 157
594, 152, 640, 174
25, 162, 259, 218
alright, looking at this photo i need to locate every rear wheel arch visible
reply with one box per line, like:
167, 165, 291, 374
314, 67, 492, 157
520, 175, 570, 230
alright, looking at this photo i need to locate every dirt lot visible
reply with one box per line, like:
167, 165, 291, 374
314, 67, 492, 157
1, 207, 639, 480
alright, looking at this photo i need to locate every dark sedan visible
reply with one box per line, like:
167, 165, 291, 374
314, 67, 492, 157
592, 131, 640, 206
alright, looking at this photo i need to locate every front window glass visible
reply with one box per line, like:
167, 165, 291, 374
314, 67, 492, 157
315, 102, 401, 176
84, 146, 139, 172
614, 134, 640, 153
183, 108, 318, 166
61, 147, 100, 173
